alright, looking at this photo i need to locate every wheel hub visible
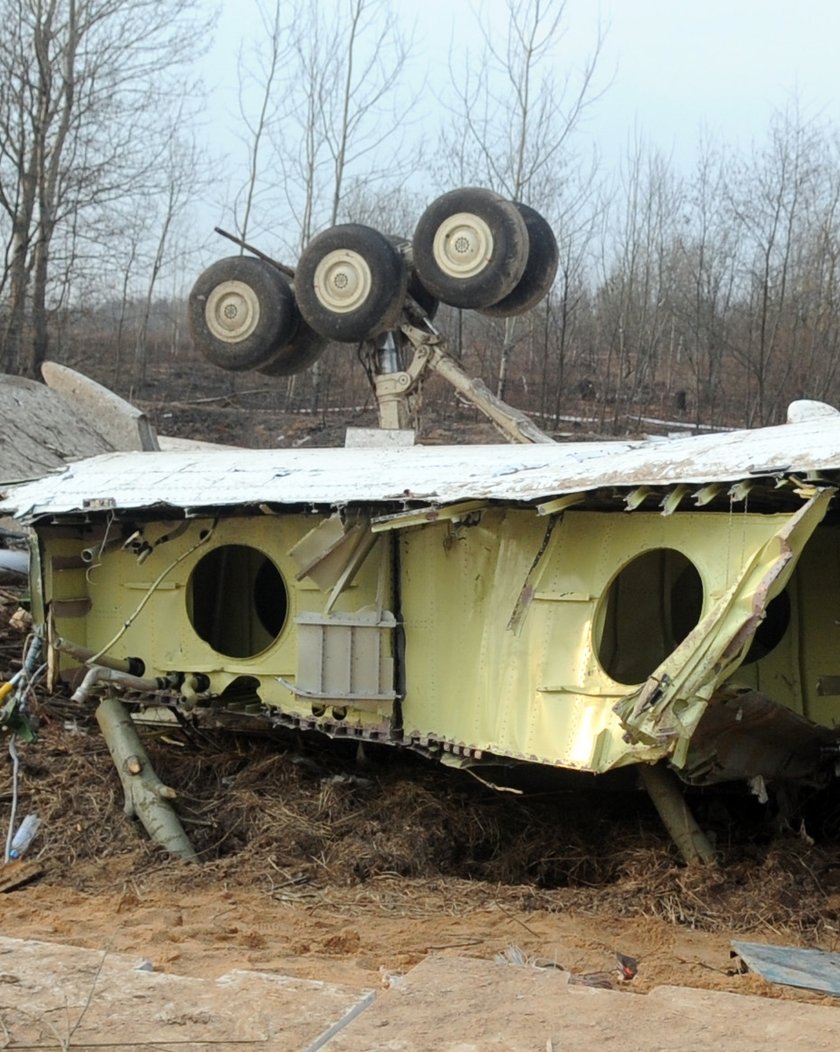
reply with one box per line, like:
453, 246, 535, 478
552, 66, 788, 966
432, 212, 494, 279
313, 249, 372, 314
205, 280, 260, 343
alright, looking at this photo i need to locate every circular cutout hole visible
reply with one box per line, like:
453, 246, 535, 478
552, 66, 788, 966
187, 544, 287, 658
596, 548, 703, 685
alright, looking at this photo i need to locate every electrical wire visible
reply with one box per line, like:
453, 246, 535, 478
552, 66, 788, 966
4, 734, 19, 863
84, 509, 117, 584
86, 522, 216, 666
18, 663, 47, 711
3, 632, 47, 863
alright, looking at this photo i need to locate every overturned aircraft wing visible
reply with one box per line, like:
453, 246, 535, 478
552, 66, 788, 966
6, 406, 840, 519
4, 403, 840, 804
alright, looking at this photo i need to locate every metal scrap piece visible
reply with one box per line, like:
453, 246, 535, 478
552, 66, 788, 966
731, 941, 840, 996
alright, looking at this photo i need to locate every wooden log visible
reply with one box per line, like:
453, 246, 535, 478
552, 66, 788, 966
639, 762, 716, 866
95, 695, 197, 862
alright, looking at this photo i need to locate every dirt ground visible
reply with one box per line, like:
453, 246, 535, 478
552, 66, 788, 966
5, 715, 840, 1012
3, 584, 840, 1011
3, 399, 840, 1019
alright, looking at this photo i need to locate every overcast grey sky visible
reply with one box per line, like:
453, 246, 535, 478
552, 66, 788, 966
205, 0, 840, 159
595, 0, 840, 163
196, 0, 840, 244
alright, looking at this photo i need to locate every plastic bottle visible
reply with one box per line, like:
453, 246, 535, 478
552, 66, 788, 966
9, 814, 40, 859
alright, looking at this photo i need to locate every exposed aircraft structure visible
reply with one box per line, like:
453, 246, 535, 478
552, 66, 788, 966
4, 188, 840, 865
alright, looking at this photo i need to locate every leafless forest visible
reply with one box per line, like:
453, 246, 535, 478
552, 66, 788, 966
1, 0, 839, 437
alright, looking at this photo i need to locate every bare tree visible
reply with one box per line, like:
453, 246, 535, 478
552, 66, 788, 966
790, 146, 840, 405
225, 0, 419, 411
669, 139, 738, 427
0, 0, 214, 377
289, 0, 416, 245
133, 130, 208, 389
726, 108, 821, 424
594, 138, 683, 431
234, 0, 289, 247
233, 0, 417, 261
441, 0, 606, 398
545, 176, 600, 424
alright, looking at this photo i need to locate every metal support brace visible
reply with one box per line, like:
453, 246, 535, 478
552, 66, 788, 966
369, 319, 555, 444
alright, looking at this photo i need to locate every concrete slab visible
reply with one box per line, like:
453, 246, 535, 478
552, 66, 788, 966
324, 955, 840, 1052
3, 939, 840, 1052
159, 434, 242, 451
0, 937, 373, 1051
344, 426, 416, 448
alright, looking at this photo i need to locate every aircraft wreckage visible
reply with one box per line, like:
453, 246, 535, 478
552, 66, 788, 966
4, 187, 840, 865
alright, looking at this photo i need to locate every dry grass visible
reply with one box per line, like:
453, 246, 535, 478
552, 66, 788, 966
5, 712, 840, 946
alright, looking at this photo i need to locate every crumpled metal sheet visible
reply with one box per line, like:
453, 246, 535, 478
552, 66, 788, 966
612, 489, 835, 763
732, 941, 840, 996
682, 690, 835, 784
6, 411, 840, 520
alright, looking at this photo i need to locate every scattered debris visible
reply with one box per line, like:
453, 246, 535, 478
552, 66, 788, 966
7, 812, 40, 859
615, 951, 639, 981
731, 941, 840, 997
378, 965, 405, 989
495, 942, 638, 989
9, 201, 840, 874
568, 970, 616, 990
495, 944, 530, 968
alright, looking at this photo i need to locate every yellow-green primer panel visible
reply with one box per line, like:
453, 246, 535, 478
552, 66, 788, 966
44, 514, 393, 729
399, 503, 830, 772
732, 520, 840, 726
41, 493, 840, 772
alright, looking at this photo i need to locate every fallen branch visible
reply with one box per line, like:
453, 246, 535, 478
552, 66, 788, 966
95, 696, 197, 862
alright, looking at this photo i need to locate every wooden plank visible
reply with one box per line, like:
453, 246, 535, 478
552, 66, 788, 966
0, 860, 44, 893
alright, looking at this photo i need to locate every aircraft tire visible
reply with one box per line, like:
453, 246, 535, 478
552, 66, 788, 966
407, 271, 440, 320
480, 202, 558, 317
189, 256, 299, 372
256, 317, 328, 376
412, 187, 528, 310
295, 224, 408, 343
385, 235, 440, 321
